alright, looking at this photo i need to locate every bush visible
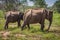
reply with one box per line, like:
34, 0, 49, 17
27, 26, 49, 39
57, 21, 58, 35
0, 10, 4, 18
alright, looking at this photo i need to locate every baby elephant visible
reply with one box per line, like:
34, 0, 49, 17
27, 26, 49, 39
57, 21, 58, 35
4, 11, 24, 29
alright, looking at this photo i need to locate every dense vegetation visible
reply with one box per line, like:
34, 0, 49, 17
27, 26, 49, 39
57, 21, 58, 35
0, 0, 47, 11
53, 0, 60, 13
0, 10, 4, 18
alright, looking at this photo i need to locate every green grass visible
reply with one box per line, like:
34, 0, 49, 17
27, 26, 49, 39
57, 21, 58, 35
0, 10, 4, 18
0, 12, 60, 40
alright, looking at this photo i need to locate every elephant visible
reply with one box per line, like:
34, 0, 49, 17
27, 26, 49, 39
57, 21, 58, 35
4, 11, 24, 29
21, 8, 53, 31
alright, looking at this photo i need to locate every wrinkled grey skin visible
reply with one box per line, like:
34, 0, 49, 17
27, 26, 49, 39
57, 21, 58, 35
21, 9, 53, 31
4, 11, 24, 29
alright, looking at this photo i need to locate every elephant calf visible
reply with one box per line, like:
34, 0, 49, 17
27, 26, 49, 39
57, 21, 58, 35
4, 11, 24, 29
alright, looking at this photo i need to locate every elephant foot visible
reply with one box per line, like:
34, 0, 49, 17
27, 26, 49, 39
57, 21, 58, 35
45, 29, 49, 32
4, 27, 7, 30
4, 26, 8, 30
40, 29, 44, 32
21, 28, 23, 31
27, 28, 30, 31
21, 27, 24, 31
41, 28, 44, 32
18, 24, 21, 28
18, 26, 20, 28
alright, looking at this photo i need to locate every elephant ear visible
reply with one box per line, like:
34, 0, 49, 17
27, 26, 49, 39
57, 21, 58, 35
50, 10, 53, 15
46, 10, 53, 20
49, 10, 53, 19
44, 9, 49, 19
19, 12, 24, 20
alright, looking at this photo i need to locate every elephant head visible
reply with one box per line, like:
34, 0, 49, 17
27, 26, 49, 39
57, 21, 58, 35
46, 10, 53, 31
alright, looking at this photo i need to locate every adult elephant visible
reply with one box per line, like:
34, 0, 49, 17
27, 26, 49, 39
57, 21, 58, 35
4, 11, 24, 29
21, 8, 53, 31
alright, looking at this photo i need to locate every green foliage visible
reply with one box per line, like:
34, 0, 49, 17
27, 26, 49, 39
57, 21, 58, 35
52, 12, 60, 26
20, 0, 27, 4
30, 0, 47, 8
53, 0, 60, 13
3, 0, 21, 11
0, 10, 4, 18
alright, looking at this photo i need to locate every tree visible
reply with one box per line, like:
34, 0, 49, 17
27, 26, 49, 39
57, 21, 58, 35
19, 0, 28, 12
0, 0, 28, 11
30, 0, 47, 8
0, 0, 21, 11
53, 0, 60, 13
5, 0, 21, 11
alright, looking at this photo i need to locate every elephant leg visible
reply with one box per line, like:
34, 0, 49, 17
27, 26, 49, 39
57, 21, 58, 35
40, 18, 45, 31
41, 23, 44, 31
21, 22, 26, 31
47, 19, 52, 31
6, 23, 8, 29
27, 24, 30, 30
40, 14, 45, 31
17, 20, 20, 28
4, 21, 9, 29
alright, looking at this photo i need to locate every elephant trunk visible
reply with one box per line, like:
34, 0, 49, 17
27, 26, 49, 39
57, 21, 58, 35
46, 10, 53, 31
47, 12, 53, 31
47, 19, 52, 31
